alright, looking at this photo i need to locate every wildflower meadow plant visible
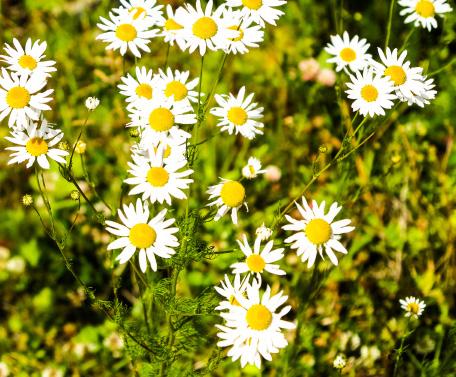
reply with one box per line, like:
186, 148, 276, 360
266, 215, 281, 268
1, 0, 455, 375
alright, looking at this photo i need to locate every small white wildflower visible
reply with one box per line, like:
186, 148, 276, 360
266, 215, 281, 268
255, 223, 273, 241
85, 96, 100, 111
333, 354, 346, 369
399, 296, 426, 319
242, 157, 266, 179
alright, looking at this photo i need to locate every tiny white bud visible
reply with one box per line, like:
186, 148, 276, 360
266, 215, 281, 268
255, 223, 273, 241
85, 97, 100, 111
333, 354, 346, 370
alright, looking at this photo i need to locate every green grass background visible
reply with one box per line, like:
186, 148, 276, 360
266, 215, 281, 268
0, 0, 455, 376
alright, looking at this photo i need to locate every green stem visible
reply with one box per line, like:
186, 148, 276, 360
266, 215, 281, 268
385, 0, 396, 49
393, 317, 411, 377
399, 28, 415, 53
68, 113, 90, 171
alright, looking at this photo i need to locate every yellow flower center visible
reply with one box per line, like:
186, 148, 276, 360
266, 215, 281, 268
340, 47, 356, 62
164, 81, 188, 101
115, 24, 137, 42
229, 295, 242, 306
6, 86, 31, 109
227, 107, 248, 126
154, 144, 172, 158
246, 254, 266, 273
129, 223, 156, 249
407, 302, 420, 315
18, 54, 37, 70
164, 18, 183, 31
148, 108, 175, 131
305, 218, 332, 245
25, 137, 49, 157
146, 167, 169, 187
245, 304, 272, 331
415, 0, 435, 17
384, 65, 407, 86
242, 0, 263, 10
192, 17, 218, 39
135, 83, 153, 99
129, 6, 146, 19
229, 26, 244, 42
220, 181, 245, 208
360, 84, 379, 102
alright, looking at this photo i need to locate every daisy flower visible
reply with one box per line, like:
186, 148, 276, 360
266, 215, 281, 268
124, 147, 193, 205
118, 66, 158, 107
216, 284, 295, 368
5, 119, 68, 169
333, 354, 347, 370
242, 156, 266, 179
398, 0, 452, 31
156, 67, 200, 105
397, 76, 437, 107
134, 132, 188, 164
105, 198, 179, 272
129, 98, 195, 143
225, 11, 264, 54
345, 68, 396, 117
0, 68, 53, 129
114, 0, 164, 24
96, 9, 159, 57
226, 0, 287, 27
372, 48, 425, 99
255, 223, 273, 241
231, 234, 285, 278
207, 179, 248, 224
325, 31, 371, 73
179, 0, 238, 55
215, 274, 251, 311
0, 38, 56, 77
399, 296, 426, 319
210, 86, 264, 139
156, 5, 188, 50
282, 198, 355, 268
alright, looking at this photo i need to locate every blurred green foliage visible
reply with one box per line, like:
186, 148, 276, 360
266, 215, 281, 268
1, 0, 456, 376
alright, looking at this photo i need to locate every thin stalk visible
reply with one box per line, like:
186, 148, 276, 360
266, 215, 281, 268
68, 113, 90, 170
393, 317, 412, 376
385, 0, 396, 49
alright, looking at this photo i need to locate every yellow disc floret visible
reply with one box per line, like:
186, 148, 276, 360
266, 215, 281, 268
146, 167, 170, 187
407, 302, 420, 315
6, 86, 30, 109
129, 223, 157, 249
164, 18, 183, 31
384, 65, 406, 86
18, 55, 37, 70
227, 106, 248, 126
340, 47, 356, 62
148, 108, 175, 131
25, 137, 49, 157
192, 17, 218, 39
360, 84, 379, 102
245, 304, 272, 331
305, 218, 332, 245
415, 0, 435, 17
246, 254, 266, 273
115, 24, 137, 42
136, 83, 153, 99
165, 81, 188, 101
242, 0, 263, 10
229, 26, 244, 42
220, 181, 245, 208
129, 6, 146, 19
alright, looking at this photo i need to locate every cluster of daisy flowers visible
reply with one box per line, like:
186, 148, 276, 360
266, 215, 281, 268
325, 32, 438, 117
96, 0, 289, 57
0, 39, 69, 169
